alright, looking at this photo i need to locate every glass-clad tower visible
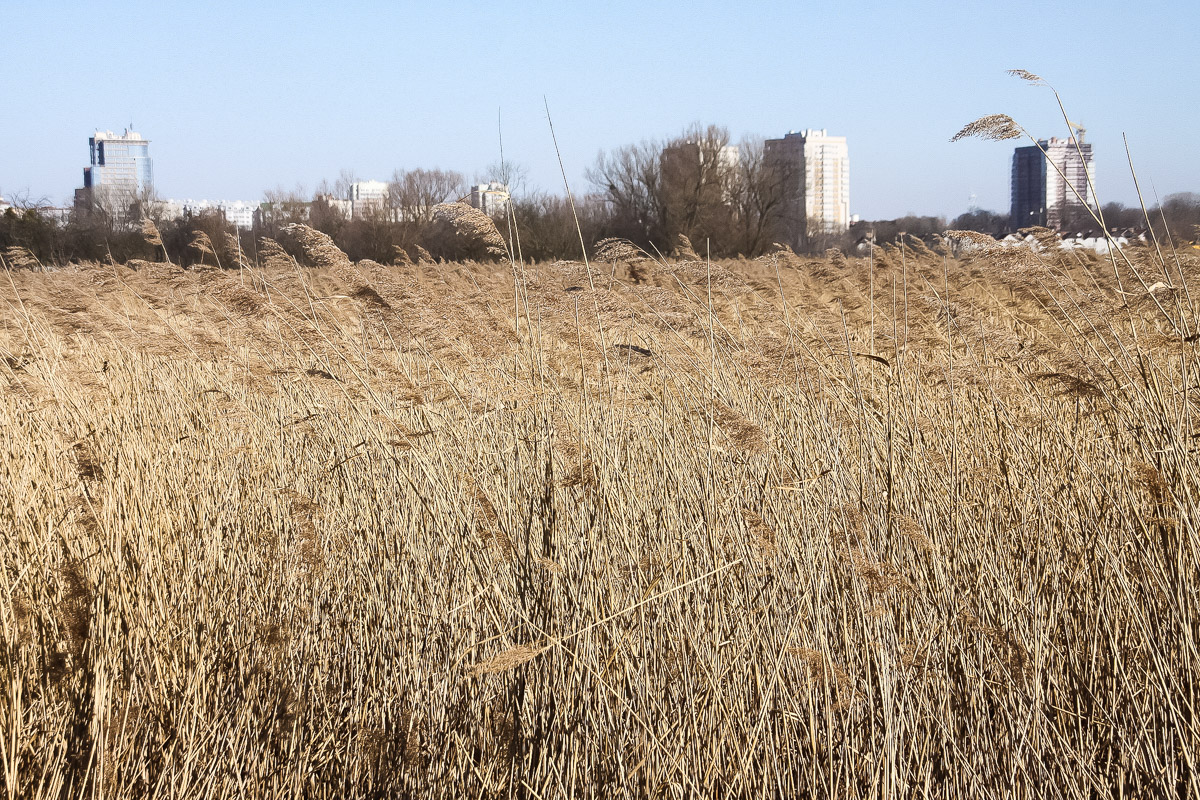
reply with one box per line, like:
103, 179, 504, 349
83, 129, 153, 195
1010, 145, 1046, 229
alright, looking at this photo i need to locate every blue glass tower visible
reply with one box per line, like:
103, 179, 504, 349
83, 129, 153, 195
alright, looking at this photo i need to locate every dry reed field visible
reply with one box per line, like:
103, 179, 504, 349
1, 223, 1198, 798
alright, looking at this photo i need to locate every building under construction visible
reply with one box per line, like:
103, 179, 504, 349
1011, 130, 1095, 231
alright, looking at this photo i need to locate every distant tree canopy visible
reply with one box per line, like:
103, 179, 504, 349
1100, 202, 1146, 232
586, 123, 797, 258
950, 209, 1008, 238
852, 215, 947, 245
1159, 192, 1200, 242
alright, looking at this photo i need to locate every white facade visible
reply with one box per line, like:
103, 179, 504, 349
1042, 137, 1095, 230
168, 199, 258, 229
219, 201, 256, 229
718, 144, 740, 172
764, 129, 851, 235
468, 182, 510, 217
799, 129, 849, 233
349, 180, 389, 218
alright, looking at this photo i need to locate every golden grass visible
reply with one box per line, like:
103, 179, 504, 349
1, 237, 1197, 797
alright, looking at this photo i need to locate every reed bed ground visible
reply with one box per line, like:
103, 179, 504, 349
1, 228, 1198, 798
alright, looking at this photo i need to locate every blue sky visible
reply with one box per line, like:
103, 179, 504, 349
2, 0, 1197, 219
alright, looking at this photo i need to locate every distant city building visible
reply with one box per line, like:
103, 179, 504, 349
0, 194, 71, 225
219, 201, 256, 229
468, 182, 510, 217
349, 180, 389, 218
75, 128, 153, 218
764, 129, 850, 245
1010, 146, 1045, 229
1011, 135, 1095, 230
39, 207, 73, 226
254, 199, 312, 229
0, 201, 71, 226
166, 199, 257, 229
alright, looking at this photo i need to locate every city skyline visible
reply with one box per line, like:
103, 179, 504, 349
2, 112, 1185, 225
3, 119, 1172, 238
2, 1, 1197, 220
5, 118, 1177, 241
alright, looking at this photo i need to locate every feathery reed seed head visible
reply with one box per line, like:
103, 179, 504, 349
951, 114, 1022, 142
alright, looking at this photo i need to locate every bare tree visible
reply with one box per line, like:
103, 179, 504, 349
507, 191, 607, 262
589, 124, 758, 255
256, 185, 310, 234
3, 188, 53, 211
76, 184, 141, 234
950, 209, 1008, 237
727, 136, 793, 256
587, 139, 666, 248
1099, 202, 1145, 233
658, 123, 737, 250
479, 160, 529, 198
333, 168, 359, 200
387, 168, 466, 225
131, 183, 169, 225
1157, 192, 1200, 242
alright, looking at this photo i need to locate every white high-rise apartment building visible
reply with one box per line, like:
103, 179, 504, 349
764, 129, 850, 240
1043, 137, 1095, 230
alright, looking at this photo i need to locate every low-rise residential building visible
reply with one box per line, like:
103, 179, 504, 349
166, 199, 258, 229
219, 201, 256, 229
349, 180, 389, 218
468, 182, 510, 217
254, 200, 312, 229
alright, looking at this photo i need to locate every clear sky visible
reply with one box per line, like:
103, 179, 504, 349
2, 0, 1197, 220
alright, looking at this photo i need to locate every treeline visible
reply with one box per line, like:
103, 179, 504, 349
0, 206, 255, 269
946, 194, 1200, 240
